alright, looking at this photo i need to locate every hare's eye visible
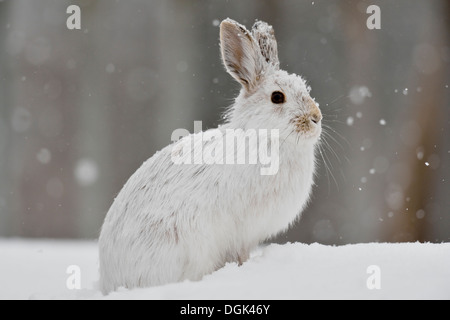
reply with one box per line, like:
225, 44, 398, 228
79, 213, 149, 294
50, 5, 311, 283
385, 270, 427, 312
271, 91, 285, 104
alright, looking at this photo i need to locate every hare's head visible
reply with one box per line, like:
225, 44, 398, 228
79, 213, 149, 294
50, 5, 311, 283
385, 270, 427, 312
220, 19, 322, 143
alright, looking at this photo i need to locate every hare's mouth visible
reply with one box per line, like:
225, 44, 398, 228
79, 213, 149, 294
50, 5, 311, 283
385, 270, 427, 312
290, 114, 322, 140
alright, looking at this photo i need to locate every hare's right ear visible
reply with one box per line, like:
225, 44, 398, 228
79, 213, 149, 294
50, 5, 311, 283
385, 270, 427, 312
252, 20, 279, 69
220, 19, 263, 92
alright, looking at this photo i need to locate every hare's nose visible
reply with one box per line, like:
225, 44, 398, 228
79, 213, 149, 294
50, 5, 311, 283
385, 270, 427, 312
311, 112, 322, 124
306, 97, 322, 124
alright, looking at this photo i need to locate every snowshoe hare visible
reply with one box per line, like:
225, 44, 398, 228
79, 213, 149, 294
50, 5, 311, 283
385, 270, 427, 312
99, 18, 322, 294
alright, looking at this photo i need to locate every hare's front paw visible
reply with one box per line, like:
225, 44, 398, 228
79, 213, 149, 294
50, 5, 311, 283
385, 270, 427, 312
238, 250, 249, 266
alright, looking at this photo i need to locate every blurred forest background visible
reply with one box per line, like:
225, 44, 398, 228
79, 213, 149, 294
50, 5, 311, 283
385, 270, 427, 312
0, 0, 449, 243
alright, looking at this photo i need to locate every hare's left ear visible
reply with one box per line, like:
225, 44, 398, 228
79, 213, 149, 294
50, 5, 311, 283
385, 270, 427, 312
220, 19, 264, 92
252, 21, 279, 70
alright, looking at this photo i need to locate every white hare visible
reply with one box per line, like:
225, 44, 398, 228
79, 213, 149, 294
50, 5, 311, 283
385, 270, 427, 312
99, 18, 322, 294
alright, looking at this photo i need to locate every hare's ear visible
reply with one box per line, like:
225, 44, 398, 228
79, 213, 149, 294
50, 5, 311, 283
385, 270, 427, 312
220, 19, 264, 92
252, 20, 279, 69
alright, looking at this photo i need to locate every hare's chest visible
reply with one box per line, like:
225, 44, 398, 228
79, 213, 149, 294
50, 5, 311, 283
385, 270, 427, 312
254, 148, 316, 236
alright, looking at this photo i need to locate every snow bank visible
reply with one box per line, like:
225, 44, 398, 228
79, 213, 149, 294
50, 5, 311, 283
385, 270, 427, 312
0, 240, 449, 300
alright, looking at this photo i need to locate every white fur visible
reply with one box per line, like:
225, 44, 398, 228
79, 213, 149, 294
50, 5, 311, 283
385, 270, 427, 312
99, 19, 322, 294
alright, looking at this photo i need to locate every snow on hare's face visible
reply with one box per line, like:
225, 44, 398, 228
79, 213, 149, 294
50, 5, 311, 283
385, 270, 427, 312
221, 19, 322, 144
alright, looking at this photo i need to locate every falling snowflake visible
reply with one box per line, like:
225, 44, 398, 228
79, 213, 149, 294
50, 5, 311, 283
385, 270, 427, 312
37, 148, 51, 164
74, 158, 99, 187
416, 146, 424, 160
349, 86, 372, 105
11, 107, 32, 133
106, 63, 116, 74
416, 209, 425, 219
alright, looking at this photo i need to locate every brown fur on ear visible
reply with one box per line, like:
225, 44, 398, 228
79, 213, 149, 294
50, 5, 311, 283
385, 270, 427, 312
252, 20, 279, 69
220, 19, 264, 92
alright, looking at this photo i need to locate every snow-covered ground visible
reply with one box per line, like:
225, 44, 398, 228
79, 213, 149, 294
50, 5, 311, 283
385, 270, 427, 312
0, 240, 449, 300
